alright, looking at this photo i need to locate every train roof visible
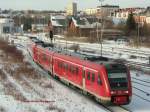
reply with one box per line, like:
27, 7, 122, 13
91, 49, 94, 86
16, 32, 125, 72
31, 38, 123, 66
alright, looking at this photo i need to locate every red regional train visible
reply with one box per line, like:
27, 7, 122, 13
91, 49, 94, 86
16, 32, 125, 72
29, 37, 132, 105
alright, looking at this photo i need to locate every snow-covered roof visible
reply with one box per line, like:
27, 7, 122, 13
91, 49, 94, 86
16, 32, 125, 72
72, 17, 79, 27
72, 17, 95, 29
51, 15, 66, 27
0, 18, 14, 24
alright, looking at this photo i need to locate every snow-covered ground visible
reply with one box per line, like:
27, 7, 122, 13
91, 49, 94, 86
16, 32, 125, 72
0, 36, 108, 112
124, 71, 150, 112
0, 34, 150, 112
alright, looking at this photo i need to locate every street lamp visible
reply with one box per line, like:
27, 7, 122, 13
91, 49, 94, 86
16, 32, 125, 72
98, 0, 104, 56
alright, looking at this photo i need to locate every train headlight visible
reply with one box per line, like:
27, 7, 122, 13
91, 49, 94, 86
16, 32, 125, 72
124, 91, 129, 94
111, 91, 114, 94
111, 91, 116, 94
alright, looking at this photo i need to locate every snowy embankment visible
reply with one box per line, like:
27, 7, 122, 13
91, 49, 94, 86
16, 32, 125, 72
0, 37, 108, 112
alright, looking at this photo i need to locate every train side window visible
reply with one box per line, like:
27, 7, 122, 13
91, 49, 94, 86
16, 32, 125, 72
76, 67, 79, 74
57, 61, 59, 67
87, 72, 90, 80
97, 74, 102, 85
63, 63, 68, 70
62, 63, 65, 69
69, 65, 72, 72
92, 73, 95, 82
60, 62, 63, 68
42, 54, 47, 61
49, 57, 51, 63
65, 64, 68, 70
72, 66, 75, 74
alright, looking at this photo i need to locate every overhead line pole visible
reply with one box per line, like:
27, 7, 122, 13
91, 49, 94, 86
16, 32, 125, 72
99, 0, 104, 56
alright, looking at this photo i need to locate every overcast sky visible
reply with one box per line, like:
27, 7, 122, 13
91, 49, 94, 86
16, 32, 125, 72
0, 0, 150, 10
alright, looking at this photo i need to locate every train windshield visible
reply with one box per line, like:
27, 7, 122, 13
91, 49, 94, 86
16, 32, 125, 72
106, 64, 128, 90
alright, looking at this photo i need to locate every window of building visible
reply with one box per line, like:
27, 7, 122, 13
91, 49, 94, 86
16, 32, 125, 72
3, 27, 10, 33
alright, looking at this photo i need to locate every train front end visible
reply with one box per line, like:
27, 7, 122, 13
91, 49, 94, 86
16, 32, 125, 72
105, 63, 132, 105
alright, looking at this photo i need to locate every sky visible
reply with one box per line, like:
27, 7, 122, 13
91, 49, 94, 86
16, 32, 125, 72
0, 0, 150, 10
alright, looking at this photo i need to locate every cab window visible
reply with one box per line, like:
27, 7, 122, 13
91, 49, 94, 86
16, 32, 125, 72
97, 74, 102, 85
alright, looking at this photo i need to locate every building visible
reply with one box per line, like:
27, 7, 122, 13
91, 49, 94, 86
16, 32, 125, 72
66, 2, 77, 16
144, 7, 150, 24
0, 18, 14, 34
32, 24, 47, 32
115, 8, 145, 20
146, 17, 150, 24
84, 8, 97, 15
134, 15, 146, 26
145, 7, 150, 16
50, 15, 67, 35
97, 5, 119, 18
68, 17, 94, 37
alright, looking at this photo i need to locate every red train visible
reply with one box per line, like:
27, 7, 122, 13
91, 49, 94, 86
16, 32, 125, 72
29, 37, 132, 105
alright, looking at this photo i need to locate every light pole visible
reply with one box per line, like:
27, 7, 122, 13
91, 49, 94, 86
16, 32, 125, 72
137, 21, 140, 47
98, 0, 104, 56
65, 17, 68, 52
138, 16, 141, 47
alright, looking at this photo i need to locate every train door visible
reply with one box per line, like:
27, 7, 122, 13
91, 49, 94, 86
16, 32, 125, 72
53, 58, 58, 75
33, 47, 38, 61
85, 69, 99, 93
85, 69, 92, 91
49, 56, 53, 73
68, 64, 73, 81
82, 68, 85, 89
90, 72, 97, 92
95, 73, 103, 96
39, 50, 43, 64
75, 66, 82, 87
63, 62, 68, 79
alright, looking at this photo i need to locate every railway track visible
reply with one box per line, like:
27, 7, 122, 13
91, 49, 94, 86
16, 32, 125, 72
133, 93, 150, 102
54, 39, 150, 58
132, 81, 150, 87
132, 77, 150, 83
131, 76, 150, 103
109, 106, 132, 112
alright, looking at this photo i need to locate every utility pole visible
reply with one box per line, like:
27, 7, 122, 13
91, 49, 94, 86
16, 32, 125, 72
137, 21, 140, 47
65, 18, 68, 53
98, 0, 104, 56
137, 14, 141, 47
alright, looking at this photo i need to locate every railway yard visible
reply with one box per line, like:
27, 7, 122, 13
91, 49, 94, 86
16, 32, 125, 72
0, 34, 150, 112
